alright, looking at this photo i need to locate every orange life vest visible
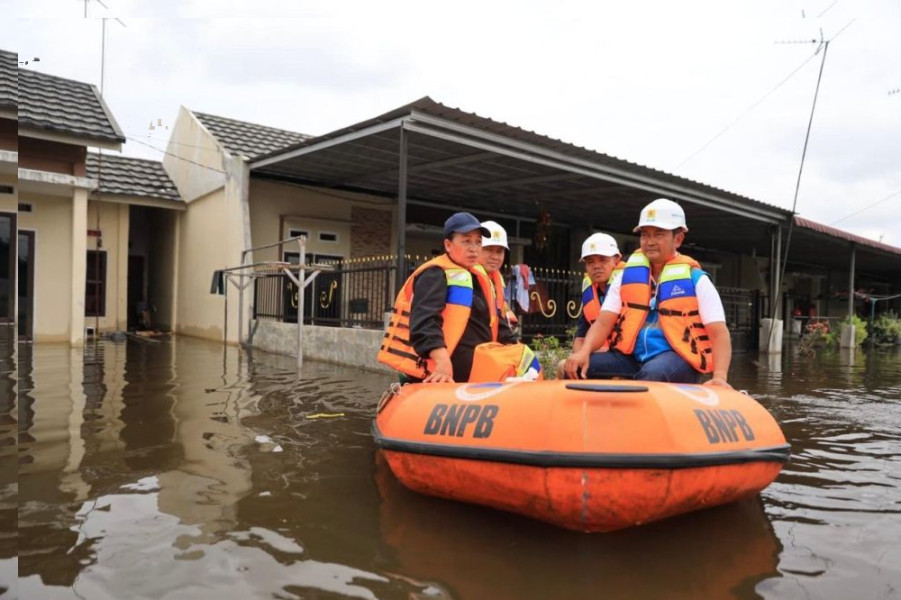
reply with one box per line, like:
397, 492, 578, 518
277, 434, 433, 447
609, 251, 714, 373
580, 263, 624, 323
487, 269, 519, 325
378, 255, 498, 379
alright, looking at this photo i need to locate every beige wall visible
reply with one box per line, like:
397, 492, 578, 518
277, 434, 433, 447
249, 180, 350, 262
85, 201, 130, 333
165, 108, 251, 343
18, 193, 74, 342
248, 179, 394, 262
174, 187, 244, 342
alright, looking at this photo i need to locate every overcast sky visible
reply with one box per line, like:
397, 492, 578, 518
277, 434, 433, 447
11, 0, 901, 246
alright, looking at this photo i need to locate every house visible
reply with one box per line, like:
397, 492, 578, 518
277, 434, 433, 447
161, 96, 901, 360
164, 106, 395, 345
1, 50, 182, 343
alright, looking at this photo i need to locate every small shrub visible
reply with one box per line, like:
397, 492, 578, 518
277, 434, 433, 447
530, 327, 576, 380
799, 320, 831, 356
872, 311, 901, 345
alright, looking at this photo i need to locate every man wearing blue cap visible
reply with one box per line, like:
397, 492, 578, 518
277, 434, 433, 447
378, 212, 498, 383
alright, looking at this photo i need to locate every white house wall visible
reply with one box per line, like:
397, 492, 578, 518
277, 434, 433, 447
163, 107, 226, 203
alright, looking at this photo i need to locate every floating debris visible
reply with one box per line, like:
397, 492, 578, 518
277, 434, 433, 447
306, 413, 345, 420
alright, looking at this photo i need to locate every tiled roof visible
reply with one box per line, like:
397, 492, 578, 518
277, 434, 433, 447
0, 50, 16, 110
258, 96, 789, 220
795, 216, 901, 256
87, 153, 181, 203
194, 111, 310, 159
18, 69, 124, 143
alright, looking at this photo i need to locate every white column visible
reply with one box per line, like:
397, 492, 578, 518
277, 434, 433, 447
116, 203, 129, 331
70, 189, 89, 346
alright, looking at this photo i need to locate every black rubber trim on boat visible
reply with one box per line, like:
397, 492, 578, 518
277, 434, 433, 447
371, 423, 791, 469
564, 383, 649, 393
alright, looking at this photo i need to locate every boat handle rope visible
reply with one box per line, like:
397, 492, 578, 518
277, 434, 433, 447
377, 382, 404, 414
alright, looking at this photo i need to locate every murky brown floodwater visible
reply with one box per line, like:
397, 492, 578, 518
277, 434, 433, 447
3, 334, 900, 599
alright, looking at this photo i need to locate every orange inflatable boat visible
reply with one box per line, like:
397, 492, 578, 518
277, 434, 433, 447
372, 380, 789, 532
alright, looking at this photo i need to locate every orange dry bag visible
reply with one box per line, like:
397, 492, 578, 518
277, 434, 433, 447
469, 342, 543, 383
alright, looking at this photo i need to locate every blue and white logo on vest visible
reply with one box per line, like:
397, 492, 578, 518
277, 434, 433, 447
670, 284, 686, 297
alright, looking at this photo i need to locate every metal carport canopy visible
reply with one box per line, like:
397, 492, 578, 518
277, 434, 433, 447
249, 97, 791, 257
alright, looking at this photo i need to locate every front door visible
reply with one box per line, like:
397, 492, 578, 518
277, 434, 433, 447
18, 230, 34, 340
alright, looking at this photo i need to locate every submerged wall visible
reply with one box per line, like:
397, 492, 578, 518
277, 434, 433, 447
251, 320, 389, 373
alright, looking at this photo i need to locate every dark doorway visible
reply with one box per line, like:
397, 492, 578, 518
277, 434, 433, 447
18, 230, 34, 340
0, 212, 14, 323
127, 255, 145, 330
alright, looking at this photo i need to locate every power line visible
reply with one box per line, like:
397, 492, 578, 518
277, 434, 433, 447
124, 136, 227, 174
675, 20, 854, 171
674, 50, 819, 170
829, 190, 901, 226
818, 0, 841, 18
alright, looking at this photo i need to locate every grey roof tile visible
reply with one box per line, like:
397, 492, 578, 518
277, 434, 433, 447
0, 50, 16, 110
87, 153, 181, 203
18, 68, 125, 143
194, 111, 310, 159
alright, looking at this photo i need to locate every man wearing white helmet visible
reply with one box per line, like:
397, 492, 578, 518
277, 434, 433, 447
564, 198, 732, 387
555, 232, 622, 378
480, 220, 519, 343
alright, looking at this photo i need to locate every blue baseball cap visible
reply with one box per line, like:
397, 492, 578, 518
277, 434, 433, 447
443, 212, 490, 238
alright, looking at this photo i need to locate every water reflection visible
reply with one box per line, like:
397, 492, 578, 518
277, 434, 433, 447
9, 337, 901, 600
375, 453, 781, 599
0, 326, 16, 597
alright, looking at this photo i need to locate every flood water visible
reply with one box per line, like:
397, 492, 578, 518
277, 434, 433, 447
4, 333, 900, 599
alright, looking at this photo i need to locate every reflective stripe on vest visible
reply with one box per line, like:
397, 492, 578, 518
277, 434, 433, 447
377, 255, 498, 378
609, 251, 714, 373
581, 275, 602, 324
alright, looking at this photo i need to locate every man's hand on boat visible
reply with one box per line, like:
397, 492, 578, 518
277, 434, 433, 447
423, 348, 455, 383
703, 376, 732, 389
564, 350, 590, 379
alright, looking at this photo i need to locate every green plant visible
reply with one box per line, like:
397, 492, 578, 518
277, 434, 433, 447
530, 327, 576, 379
872, 311, 901, 345
841, 314, 868, 347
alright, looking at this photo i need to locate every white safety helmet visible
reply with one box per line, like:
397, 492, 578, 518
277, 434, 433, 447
580, 232, 620, 260
633, 198, 688, 232
481, 220, 509, 249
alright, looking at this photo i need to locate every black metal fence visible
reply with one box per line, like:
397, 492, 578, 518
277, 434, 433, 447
253, 257, 760, 351
505, 267, 584, 340
253, 257, 397, 329
718, 287, 761, 352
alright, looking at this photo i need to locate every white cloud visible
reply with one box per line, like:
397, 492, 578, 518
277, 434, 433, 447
9, 0, 901, 244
